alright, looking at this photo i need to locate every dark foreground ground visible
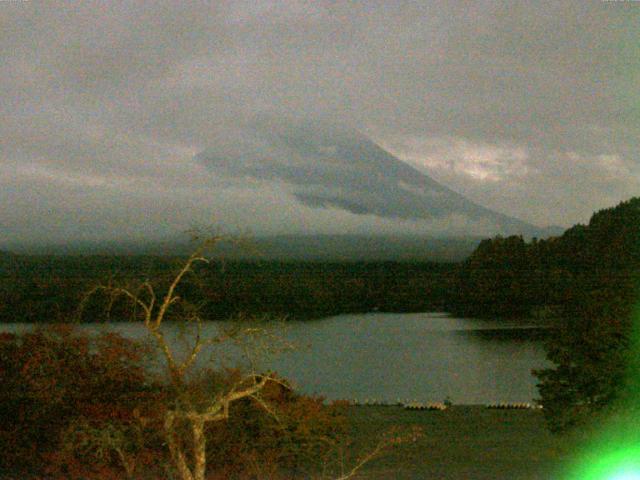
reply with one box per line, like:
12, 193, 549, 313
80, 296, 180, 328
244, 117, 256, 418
0, 405, 583, 479
345, 405, 574, 480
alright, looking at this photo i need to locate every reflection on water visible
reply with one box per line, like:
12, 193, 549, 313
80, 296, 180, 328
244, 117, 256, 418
458, 327, 552, 342
1, 312, 551, 404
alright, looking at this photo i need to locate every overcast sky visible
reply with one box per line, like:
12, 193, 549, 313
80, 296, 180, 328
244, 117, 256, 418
1, 1, 638, 246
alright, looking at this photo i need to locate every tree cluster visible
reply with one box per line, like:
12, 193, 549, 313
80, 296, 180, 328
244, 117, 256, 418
453, 197, 640, 431
450, 197, 640, 320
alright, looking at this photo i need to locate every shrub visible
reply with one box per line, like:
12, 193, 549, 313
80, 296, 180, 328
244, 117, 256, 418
0, 326, 350, 479
204, 372, 348, 478
0, 325, 165, 478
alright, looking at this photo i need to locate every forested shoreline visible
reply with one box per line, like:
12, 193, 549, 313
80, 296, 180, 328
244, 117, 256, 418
0, 255, 457, 323
1, 198, 638, 327
446, 197, 639, 432
447, 197, 640, 321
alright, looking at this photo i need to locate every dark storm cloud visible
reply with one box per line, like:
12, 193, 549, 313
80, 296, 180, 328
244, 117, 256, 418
1, 1, 637, 245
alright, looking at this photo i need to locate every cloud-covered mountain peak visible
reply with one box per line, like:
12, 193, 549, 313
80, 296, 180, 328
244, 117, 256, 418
196, 116, 545, 237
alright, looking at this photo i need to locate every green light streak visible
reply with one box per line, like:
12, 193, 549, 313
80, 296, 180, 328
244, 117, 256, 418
563, 299, 640, 480
568, 446, 640, 480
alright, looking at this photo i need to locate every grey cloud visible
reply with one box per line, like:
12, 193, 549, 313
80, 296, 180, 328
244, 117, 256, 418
195, 116, 541, 236
0, 1, 637, 244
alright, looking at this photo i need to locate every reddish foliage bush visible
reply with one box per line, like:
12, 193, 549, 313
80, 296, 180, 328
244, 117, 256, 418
0, 327, 349, 479
0, 325, 166, 478
204, 372, 348, 478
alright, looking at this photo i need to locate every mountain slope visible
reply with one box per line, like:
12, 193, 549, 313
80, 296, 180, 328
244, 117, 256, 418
196, 116, 551, 237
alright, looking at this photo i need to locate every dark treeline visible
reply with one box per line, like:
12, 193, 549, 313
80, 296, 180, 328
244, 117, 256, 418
446, 197, 640, 431
448, 197, 640, 321
0, 255, 177, 323
0, 253, 456, 323
3, 197, 638, 327
197, 261, 455, 319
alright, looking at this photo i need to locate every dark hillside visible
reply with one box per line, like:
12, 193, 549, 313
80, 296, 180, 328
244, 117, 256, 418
449, 197, 640, 319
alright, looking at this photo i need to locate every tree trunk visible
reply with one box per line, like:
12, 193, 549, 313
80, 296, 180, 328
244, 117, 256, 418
192, 418, 207, 480
165, 411, 195, 480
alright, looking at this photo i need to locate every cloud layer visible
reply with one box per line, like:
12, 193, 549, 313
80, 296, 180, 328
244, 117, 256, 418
1, 1, 637, 246
196, 115, 541, 236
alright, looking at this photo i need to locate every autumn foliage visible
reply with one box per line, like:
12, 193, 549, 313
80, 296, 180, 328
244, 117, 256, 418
0, 325, 164, 478
0, 326, 349, 478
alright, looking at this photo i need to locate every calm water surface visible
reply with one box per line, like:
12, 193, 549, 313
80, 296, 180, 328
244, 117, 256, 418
3, 312, 550, 404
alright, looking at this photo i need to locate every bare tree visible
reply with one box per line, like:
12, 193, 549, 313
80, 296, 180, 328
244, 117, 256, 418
81, 236, 423, 480
83, 237, 282, 480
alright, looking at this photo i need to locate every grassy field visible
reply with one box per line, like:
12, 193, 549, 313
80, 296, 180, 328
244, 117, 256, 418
343, 405, 575, 480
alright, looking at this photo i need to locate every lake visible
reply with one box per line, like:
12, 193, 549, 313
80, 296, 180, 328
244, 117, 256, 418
2, 312, 550, 405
